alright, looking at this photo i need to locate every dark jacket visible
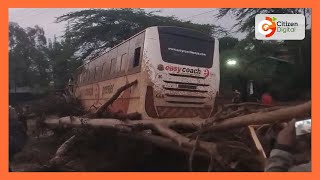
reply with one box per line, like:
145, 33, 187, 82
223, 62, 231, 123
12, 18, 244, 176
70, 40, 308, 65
265, 149, 311, 172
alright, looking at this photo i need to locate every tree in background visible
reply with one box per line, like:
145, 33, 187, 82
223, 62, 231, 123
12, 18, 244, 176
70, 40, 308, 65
218, 36, 239, 95
216, 8, 310, 33
47, 32, 81, 89
216, 8, 311, 100
10, 8, 227, 91
219, 35, 281, 98
9, 22, 81, 91
10, 8, 310, 100
9, 22, 50, 90
9, 22, 31, 90
56, 8, 227, 61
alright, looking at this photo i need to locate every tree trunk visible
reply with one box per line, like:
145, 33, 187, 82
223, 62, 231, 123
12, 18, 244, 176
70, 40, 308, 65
44, 101, 310, 162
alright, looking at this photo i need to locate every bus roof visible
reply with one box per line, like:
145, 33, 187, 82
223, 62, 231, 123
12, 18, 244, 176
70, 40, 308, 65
75, 28, 147, 71
75, 26, 214, 71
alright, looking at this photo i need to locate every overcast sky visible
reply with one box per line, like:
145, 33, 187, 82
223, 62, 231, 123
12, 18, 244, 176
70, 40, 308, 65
8, 8, 247, 39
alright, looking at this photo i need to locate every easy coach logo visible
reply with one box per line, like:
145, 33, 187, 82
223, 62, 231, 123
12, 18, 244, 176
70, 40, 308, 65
255, 14, 305, 40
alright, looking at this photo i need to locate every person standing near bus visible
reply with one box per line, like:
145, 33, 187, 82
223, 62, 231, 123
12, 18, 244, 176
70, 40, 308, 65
232, 89, 241, 103
261, 92, 273, 105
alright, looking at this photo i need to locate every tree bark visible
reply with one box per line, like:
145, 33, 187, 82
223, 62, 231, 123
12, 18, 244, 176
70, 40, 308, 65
45, 101, 310, 140
92, 80, 138, 117
208, 101, 310, 131
44, 101, 310, 169
49, 135, 77, 166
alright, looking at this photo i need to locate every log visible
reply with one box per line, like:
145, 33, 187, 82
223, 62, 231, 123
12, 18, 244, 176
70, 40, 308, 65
192, 101, 310, 138
214, 107, 246, 121
92, 80, 138, 117
208, 101, 310, 131
45, 117, 134, 132
101, 111, 142, 120
43, 101, 310, 170
248, 126, 266, 159
49, 135, 77, 166
45, 101, 310, 149
44, 116, 222, 166
45, 101, 310, 137
45, 117, 218, 152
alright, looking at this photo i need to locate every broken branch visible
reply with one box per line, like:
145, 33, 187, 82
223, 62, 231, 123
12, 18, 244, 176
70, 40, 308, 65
92, 80, 138, 117
208, 101, 310, 131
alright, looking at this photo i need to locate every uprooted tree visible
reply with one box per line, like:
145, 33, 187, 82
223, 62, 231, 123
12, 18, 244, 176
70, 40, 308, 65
35, 80, 311, 172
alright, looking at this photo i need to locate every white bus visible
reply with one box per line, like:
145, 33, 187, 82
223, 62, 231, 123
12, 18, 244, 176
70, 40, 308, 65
73, 26, 220, 119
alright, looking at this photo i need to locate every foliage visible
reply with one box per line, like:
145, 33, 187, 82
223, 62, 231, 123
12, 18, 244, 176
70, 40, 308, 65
56, 8, 227, 61
9, 22, 50, 89
216, 8, 311, 33
10, 9, 227, 90
10, 8, 310, 101
217, 8, 311, 100
9, 22, 81, 90
47, 35, 81, 89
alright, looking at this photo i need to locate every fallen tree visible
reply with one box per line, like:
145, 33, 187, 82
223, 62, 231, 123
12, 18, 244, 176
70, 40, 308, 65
34, 79, 311, 171
89, 80, 138, 118
43, 101, 311, 171
16, 78, 311, 171
45, 101, 310, 133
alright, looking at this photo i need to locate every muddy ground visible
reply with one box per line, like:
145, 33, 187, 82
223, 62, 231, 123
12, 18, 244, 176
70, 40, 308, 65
11, 119, 58, 171
11, 119, 208, 172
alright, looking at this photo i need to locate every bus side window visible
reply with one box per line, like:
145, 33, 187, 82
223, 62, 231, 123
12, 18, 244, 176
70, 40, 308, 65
87, 70, 91, 82
110, 58, 116, 74
98, 66, 103, 79
82, 71, 86, 83
105, 61, 111, 77
102, 62, 109, 78
120, 53, 127, 72
79, 73, 83, 84
116, 56, 121, 73
94, 66, 99, 80
101, 62, 106, 77
133, 47, 141, 67
89, 68, 94, 83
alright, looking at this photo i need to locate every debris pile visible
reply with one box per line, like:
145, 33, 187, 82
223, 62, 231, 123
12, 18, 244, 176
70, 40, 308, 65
20, 81, 311, 171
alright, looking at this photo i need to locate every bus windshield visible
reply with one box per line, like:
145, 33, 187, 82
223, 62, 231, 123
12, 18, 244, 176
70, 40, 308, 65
158, 31, 215, 68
